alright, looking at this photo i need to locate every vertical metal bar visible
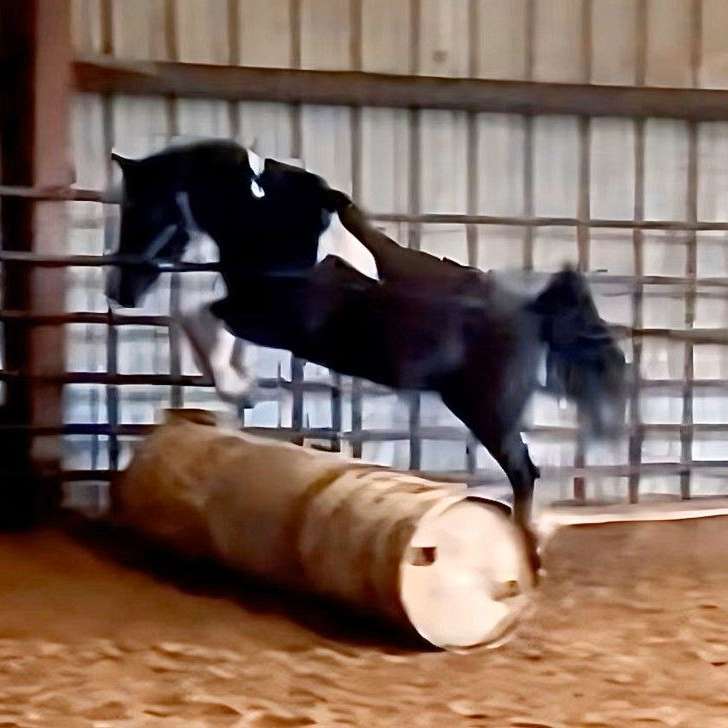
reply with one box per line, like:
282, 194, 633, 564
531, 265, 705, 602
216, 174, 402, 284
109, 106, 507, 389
341, 0, 364, 456
227, 0, 241, 137
573, 0, 593, 502
349, 100, 363, 457
576, 135, 592, 272
28, 0, 71, 489
102, 97, 120, 472
288, 0, 305, 445
98, 0, 117, 472
226, 0, 244, 427
88, 0, 112, 473
628, 0, 648, 503
682, 121, 697, 499
464, 0, 480, 474
522, 0, 535, 271
681, 1, 702, 498
164, 0, 183, 410
466, 0, 480, 270
0, 0, 71, 523
407, 0, 422, 470
628, 120, 645, 504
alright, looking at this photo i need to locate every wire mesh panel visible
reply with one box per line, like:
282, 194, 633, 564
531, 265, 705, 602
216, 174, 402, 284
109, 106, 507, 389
6, 0, 728, 513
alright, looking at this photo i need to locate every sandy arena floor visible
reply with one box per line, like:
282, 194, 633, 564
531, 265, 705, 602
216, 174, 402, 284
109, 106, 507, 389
2, 517, 728, 727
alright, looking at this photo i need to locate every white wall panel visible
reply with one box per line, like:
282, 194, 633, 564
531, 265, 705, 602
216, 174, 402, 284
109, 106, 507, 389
418, 0, 470, 77
300, 0, 352, 71
238, 0, 292, 68
532, 0, 584, 83
361, 0, 412, 74
591, 0, 637, 85
645, 0, 692, 88
473, 0, 527, 80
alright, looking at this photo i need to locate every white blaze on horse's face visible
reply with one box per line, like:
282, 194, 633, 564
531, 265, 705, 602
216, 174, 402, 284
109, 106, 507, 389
316, 211, 380, 281
246, 149, 265, 199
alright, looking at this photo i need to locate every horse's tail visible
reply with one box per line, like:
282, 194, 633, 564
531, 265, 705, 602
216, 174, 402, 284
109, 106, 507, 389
528, 265, 607, 343
528, 266, 627, 436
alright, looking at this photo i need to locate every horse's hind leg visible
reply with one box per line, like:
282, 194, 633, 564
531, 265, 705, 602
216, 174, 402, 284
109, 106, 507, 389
179, 301, 256, 408
442, 389, 542, 575
473, 429, 538, 529
480, 431, 542, 576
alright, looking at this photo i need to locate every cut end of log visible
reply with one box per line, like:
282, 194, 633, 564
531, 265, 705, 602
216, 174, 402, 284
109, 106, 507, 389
400, 498, 535, 650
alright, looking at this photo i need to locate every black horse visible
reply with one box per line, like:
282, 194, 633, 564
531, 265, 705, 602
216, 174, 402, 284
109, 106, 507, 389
106, 140, 628, 571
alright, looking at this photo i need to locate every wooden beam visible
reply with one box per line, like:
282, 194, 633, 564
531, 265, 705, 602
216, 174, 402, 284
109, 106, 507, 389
74, 54, 728, 121
0, 0, 72, 526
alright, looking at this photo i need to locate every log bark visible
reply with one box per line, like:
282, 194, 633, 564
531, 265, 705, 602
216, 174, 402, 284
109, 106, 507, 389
111, 409, 534, 649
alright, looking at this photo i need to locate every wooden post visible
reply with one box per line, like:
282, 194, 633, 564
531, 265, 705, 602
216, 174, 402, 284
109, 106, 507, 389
0, 0, 72, 526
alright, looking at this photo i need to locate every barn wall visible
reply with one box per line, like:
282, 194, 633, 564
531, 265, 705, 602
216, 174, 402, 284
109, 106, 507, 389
64, 0, 728, 506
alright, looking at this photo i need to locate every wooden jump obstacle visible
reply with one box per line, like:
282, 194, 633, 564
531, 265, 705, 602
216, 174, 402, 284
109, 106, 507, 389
111, 409, 535, 650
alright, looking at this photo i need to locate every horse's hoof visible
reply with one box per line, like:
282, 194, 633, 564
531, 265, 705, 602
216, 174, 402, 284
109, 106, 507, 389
521, 536, 542, 582
217, 393, 256, 413
238, 394, 257, 410
216, 375, 258, 409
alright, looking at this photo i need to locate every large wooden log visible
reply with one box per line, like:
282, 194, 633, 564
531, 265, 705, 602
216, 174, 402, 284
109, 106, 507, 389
111, 410, 534, 649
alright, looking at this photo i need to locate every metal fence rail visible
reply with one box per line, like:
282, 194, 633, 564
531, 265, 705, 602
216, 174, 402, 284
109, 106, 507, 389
4, 0, 728, 507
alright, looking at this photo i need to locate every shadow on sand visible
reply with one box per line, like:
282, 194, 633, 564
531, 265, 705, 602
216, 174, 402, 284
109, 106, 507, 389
63, 513, 431, 654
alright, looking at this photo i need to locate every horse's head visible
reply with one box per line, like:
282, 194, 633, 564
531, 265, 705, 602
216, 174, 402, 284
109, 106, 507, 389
105, 140, 353, 308
105, 151, 191, 308
532, 266, 628, 438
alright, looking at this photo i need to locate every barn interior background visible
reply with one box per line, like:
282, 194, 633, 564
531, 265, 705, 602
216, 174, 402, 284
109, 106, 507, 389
4, 0, 728, 521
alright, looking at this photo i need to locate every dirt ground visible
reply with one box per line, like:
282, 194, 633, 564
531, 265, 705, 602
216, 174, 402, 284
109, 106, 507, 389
1, 517, 728, 728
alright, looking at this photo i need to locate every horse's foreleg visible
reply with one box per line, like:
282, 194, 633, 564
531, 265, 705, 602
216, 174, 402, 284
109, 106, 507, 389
179, 301, 257, 408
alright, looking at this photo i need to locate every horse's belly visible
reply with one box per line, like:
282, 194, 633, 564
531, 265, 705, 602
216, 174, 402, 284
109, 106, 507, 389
302, 312, 465, 391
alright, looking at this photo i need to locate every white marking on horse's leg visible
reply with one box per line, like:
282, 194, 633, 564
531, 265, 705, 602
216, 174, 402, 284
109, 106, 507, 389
180, 303, 256, 407
316, 211, 379, 280
231, 337, 257, 383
